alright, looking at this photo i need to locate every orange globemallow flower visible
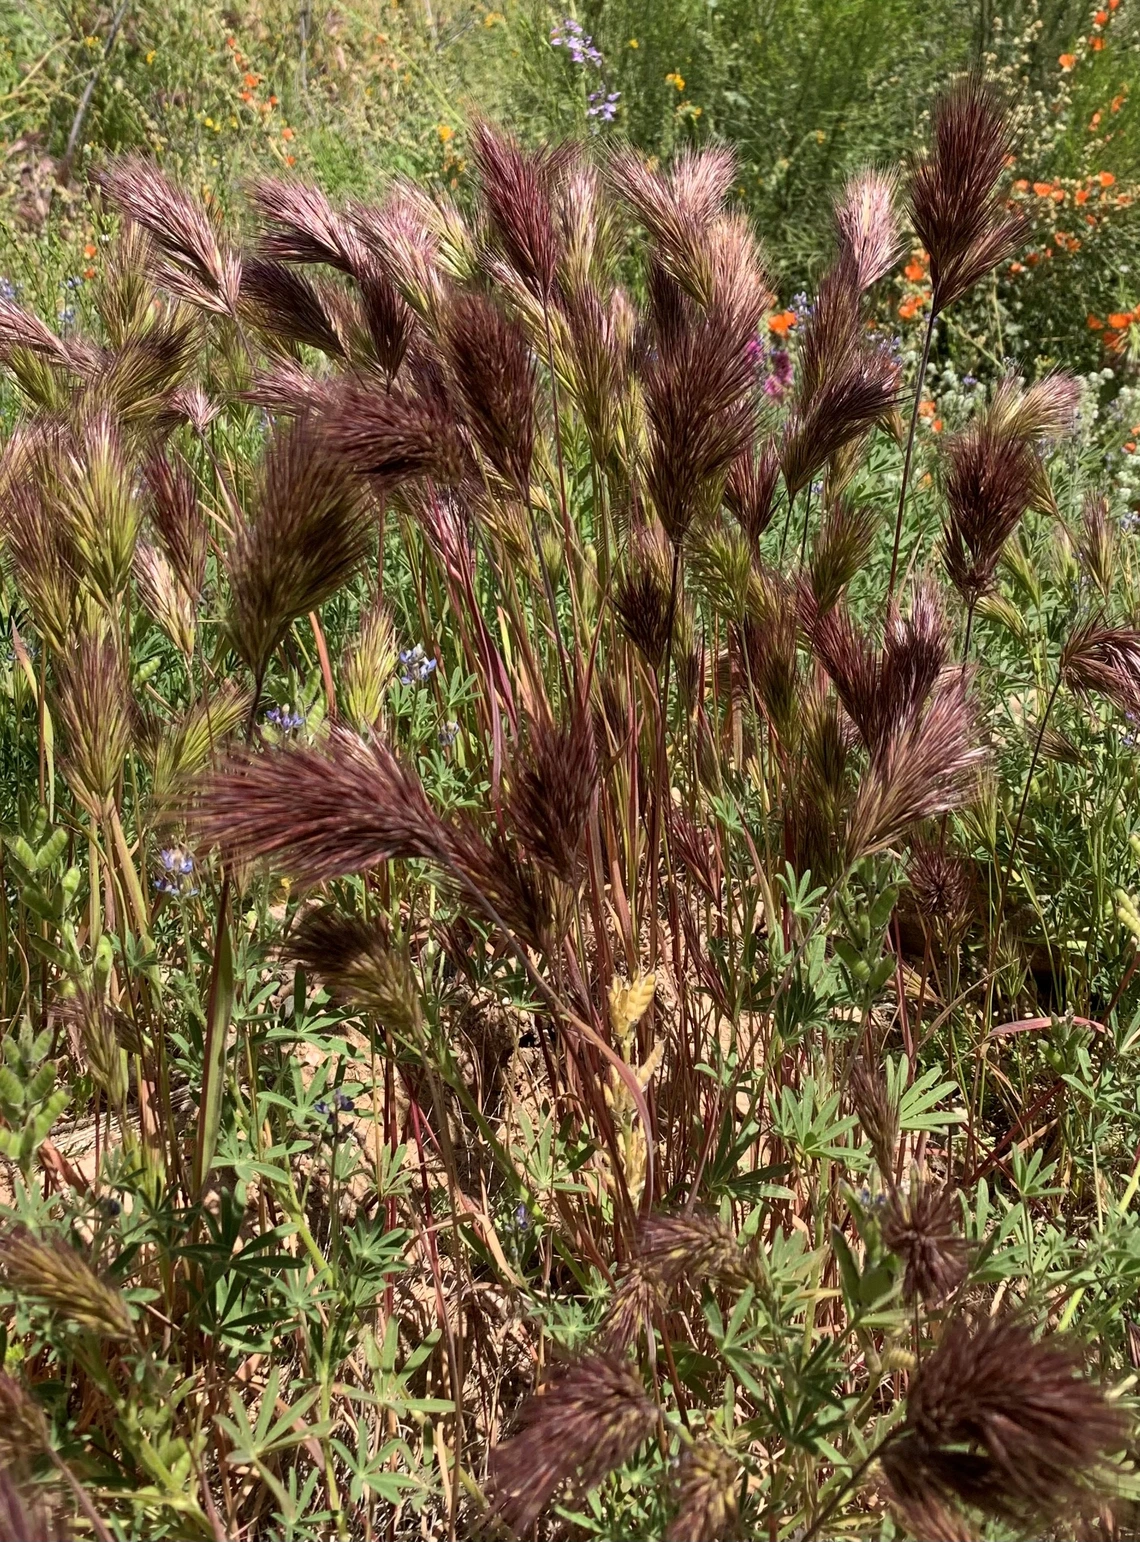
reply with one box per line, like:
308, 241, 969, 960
1108, 312, 1135, 328
768, 309, 796, 336
83, 242, 97, 259
898, 294, 925, 320
1033, 181, 1053, 196
1098, 170, 1116, 187
1076, 187, 1090, 205
281, 126, 295, 140
1088, 314, 1105, 329
1091, 35, 1105, 48
1009, 260, 1026, 273
1014, 177, 1030, 191
1094, 8, 1109, 23
1059, 52, 1077, 68
1112, 94, 1127, 112
904, 258, 926, 282
243, 71, 259, 87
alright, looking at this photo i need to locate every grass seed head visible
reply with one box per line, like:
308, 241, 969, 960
190, 727, 452, 884
882, 1316, 1127, 1532
323, 374, 468, 489
0, 1466, 51, 1542
847, 675, 984, 860
0, 1229, 133, 1340
54, 627, 133, 817
907, 76, 1024, 313
288, 907, 423, 1038
251, 175, 365, 272
880, 1174, 969, 1304
444, 291, 537, 496
471, 120, 563, 298
835, 168, 902, 293
725, 436, 781, 546
848, 1056, 899, 1179
95, 156, 242, 316
667, 1441, 741, 1542
943, 418, 1039, 604
226, 414, 374, 679
1061, 619, 1140, 717
635, 1210, 752, 1291
239, 258, 344, 356
488, 1353, 656, 1535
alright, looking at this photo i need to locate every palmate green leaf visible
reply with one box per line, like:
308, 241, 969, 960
886, 1056, 966, 1131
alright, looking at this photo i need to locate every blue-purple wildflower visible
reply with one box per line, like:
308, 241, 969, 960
588, 89, 621, 121
154, 847, 198, 896
550, 16, 603, 66
265, 704, 305, 732
399, 644, 438, 686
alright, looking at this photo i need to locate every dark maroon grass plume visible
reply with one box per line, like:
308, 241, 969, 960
443, 291, 537, 498
881, 1317, 1126, 1537
225, 416, 375, 684
321, 375, 468, 489
880, 1175, 969, 1305
188, 728, 452, 883
888, 75, 1025, 595
94, 156, 243, 317
942, 417, 1038, 608
487, 1354, 656, 1535
470, 120, 564, 298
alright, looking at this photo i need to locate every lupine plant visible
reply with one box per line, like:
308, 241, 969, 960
0, 73, 1139, 1542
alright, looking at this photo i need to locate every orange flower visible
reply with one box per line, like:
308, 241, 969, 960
1112, 94, 1127, 112
240, 90, 252, 102
1009, 260, 1026, 273
1091, 35, 1105, 48
1098, 170, 1116, 186
1094, 8, 1108, 23
1033, 180, 1053, 195
83, 266, 95, 280
918, 398, 936, 419
226, 35, 236, 48
1027, 251, 1040, 265
1014, 177, 1030, 191
1088, 313, 1105, 328
281, 125, 294, 140
1053, 188, 1067, 202
243, 71, 259, 87
1076, 187, 1090, 205
1111, 0, 1120, 8
83, 242, 97, 258
1059, 52, 1077, 68
1108, 311, 1134, 328
1126, 442, 1137, 453
1090, 111, 1103, 130
768, 309, 796, 336
904, 258, 926, 282
285, 154, 296, 167
1118, 193, 1134, 206
1087, 213, 1099, 226
268, 94, 278, 105
898, 294, 923, 320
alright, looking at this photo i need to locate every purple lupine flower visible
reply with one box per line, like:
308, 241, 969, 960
588, 89, 620, 121
398, 644, 438, 686
154, 847, 198, 896
265, 704, 305, 731
551, 17, 603, 66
